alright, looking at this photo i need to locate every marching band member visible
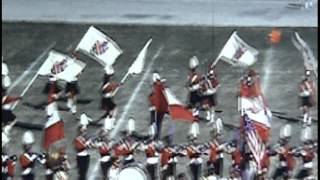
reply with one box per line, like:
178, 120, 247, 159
185, 135, 203, 180
186, 56, 202, 111
272, 124, 295, 179
201, 66, 220, 123
298, 70, 316, 127
114, 118, 140, 166
39, 148, 69, 180
141, 125, 161, 180
2, 90, 21, 125
94, 130, 113, 179
294, 127, 316, 179
100, 65, 119, 131
19, 131, 39, 180
74, 117, 93, 180
2, 130, 16, 180
148, 71, 167, 139
42, 75, 62, 97
225, 139, 243, 175
206, 125, 225, 178
160, 135, 178, 180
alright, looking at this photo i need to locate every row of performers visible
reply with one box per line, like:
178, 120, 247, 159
2, 119, 317, 180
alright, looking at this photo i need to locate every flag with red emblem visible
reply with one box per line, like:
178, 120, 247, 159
213, 31, 259, 67
38, 50, 86, 82
75, 26, 123, 67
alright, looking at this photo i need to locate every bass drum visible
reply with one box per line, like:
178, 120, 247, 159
53, 170, 69, 180
118, 162, 150, 180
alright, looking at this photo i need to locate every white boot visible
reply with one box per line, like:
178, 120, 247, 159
206, 110, 211, 121
71, 104, 77, 114
303, 113, 308, 127
67, 98, 72, 109
210, 107, 215, 124
307, 116, 312, 126
104, 116, 115, 131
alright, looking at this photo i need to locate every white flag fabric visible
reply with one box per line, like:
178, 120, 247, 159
215, 31, 259, 67
38, 50, 86, 82
2, 62, 9, 76
128, 39, 152, 74
76, 26, 123, 67
292, 32, 318, 77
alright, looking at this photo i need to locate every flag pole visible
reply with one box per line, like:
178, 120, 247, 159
11, 73, 39, 110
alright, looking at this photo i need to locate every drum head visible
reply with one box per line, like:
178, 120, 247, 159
118, 163, 149, 180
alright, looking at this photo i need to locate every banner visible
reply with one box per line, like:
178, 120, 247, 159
38, 50, 86, 82
214, 31, 259, 67
128, 39, 152, 74
76, 26, 123, 67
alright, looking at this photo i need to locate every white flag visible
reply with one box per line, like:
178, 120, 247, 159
38, 50, 86, 82
292, 32, 317, 76
214, 31, 259, 67
128, 38, 152, 74
76, 26, 123, 67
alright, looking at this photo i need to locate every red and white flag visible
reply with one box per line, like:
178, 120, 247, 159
214, 31, 259, 67
163, 88, 195, 122
75, 26, 123, 67
38, 50, 86, 82
43, 111, 64, 150
238, 76, 271, 143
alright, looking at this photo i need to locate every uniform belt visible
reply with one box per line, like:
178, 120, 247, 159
100, 155, 111, 162
22, 167, 32, 175
124, 155, 133, 161
147, 157, 159, 164
77, 150, 89, 156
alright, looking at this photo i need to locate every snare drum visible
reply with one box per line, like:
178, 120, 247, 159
118, 163, 150, 180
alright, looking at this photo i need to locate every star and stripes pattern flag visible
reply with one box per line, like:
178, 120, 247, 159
44, 111, 64, 150
242, 113, 266, 170
213, 31, 259, 67
292, 32, 318, 77
75, 26, 123, 67
37, 50, 86, 82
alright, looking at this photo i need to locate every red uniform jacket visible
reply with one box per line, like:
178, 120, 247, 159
160, 147, 174, 167
99, 142, 110, 156
145, 143, 157, 158
74, 136, 88, 152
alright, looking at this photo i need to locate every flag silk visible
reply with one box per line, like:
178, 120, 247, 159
128, 38, 152, 75
163, 88, 195, 122
2, 62, 9, 76
149, 81, 168, 113
241, 114, 266, 169
76, 26, 123, 67
38, 50, 86, 82
44, 111, 64, 150
292, 32, 318, 76
214, 31, 259, 67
